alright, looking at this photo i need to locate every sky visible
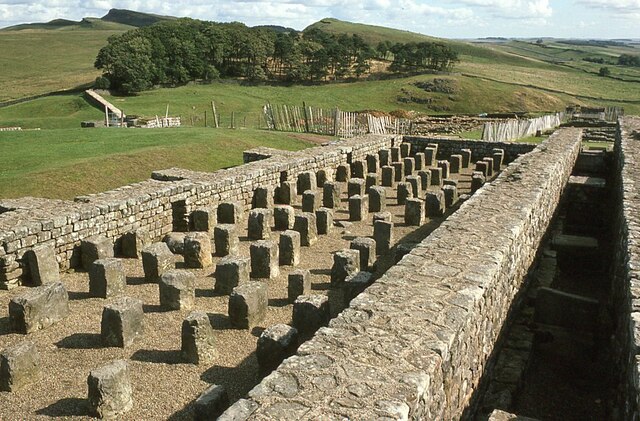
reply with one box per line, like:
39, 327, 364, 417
0, 0, 639, 39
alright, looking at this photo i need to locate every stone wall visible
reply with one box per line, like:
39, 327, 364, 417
403, 136, 537, 164
220, 128, 583, 419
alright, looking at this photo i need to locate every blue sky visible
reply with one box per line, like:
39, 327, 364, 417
0, 0, 638, 39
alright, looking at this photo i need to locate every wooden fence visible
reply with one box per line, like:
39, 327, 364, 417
481, 112, 564, 142
262, 103, 412, 138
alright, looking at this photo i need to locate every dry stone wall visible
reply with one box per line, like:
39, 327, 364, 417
403, 136, 536, 164
220, 128, 582, 419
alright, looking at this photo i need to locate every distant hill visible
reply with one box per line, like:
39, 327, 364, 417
304, 18, 441, 45
252, 25, 297, 34
100, 8, 176, 28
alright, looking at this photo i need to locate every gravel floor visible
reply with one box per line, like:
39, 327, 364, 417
0, 169, 476, 420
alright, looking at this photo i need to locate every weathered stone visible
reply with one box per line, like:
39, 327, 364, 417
273, 205, 295, 230
322, 182, 341, 209
279, 230, 300, 266
405, 198, 425, 226
425, 190, 445, 217
427, 142, 439, 155
121, 228, 151, 258
9, 282, 69, 334
181, 311, 216, 364
430, 167, 443, 187
374, 220, 394, 255
217, 202, 243, 225
349, 194, 368, 222
390, 146, 401, 163
191, 208, 216, 233
252, 186, 274, 209
418, 170, 431, 191
288, 269, 311, 302
492, 152, 503, 173
297, 171, 316, 193
184, 232, 213, 269
414, 152, 425, 171
214, 224, 238, 257
366, 154, 379, 174
257, 324, 299, 373
250, 240, 279, 279
365, 174, 378, 191
228, 282, 268, 329
331, 249, 360, 286
0, 341, 39, 392
25, 244, 59, 285
424, 147, 436, 166
403, 157, 415, 176
316, 169, 333, 187
89, 258, 126, 299
450, 154, 462, 174
215, 256, 250, 295
248, 209, 273, 241
368, 186, 386, 213
397, 182, 412, 205
292, 295, 330, 336
301, 190, 318, 213
443, 179, 458, 187
81, 236, 114, 271
350, 237, 376, 271
141, 242, 174, 282
335, 164, 350, 182
373, 211, 392, 222
87, 360, 133, 419
395, 242, 417, 263
343, 271, 373, 304
475, 161, 489, 178
159, 270, 195, 311
194, 384, 230, 421
275, 181, 297, 205
392, 162, 404, 182
406, 175, 422, 198
471, 171, 486, 193
400, 143, 411, 158
348, 178, 366, 197
294, 213, 317, 246
535, 287, 598, 332
315, 208, 333, 235
437, 160, 450, 179
442, 185, 459, 208
101, 297, 144, 348
163, 232, 185, 254
378, 149, 391, 166
483, 157, 495, 177
381, 166, 396, 187
351, 161, 366, 179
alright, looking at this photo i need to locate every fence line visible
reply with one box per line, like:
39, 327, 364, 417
481, 113, 564, 142
263, 103, 412, 138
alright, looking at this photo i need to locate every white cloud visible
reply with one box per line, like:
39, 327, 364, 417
576, 0, 640, 18
451, 0, 552, 18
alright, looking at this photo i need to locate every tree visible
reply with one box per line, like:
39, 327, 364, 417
598, 67, 611, 77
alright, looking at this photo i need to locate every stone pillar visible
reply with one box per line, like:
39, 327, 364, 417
475, 161, 489, 177
390, 146, 401, 163
483, 157, 494, 177
471, 171, 486, 193
87, 360, 133, 419
25, 244, 59, 285
418, 170, 431, 191
9, 282, 69, 334
442, 185, 459, 208
315, 208, 333, 235
141, 243, 174, 282
257, 324, 298, 374
400, 142, 411, 158
425, 191, 445, 217
351, 161, 366, 178
430, 167, 443, 187
322, 181, 341, 209
89, 258, 126, 299
159, 270, 195, 311
279, 230, 301, 266
343, 272, 372, 307
250, 240, 279, 279
120, 228, 151, 258
288, 269, 311, 302
368, 186, 386, 213
275, 181, 297, 205
374, 220, 394, 254
294, 213, 318, 246
248, 209, 273, 241
214, 224, 238, 257
460, 149, 472, 168
424, 147, 436, 167
273, 205, 295, 230
81, 236, 114, 271
349, 195, 368, 221
316, 169, 333, 187
194, 384, 229, 420
335, 164, 350, 182
405, 198, 425, 226
214, 256, 250, 295
0, 341, 39, 392
403, 157, 415, 176
492, 148, 505, 170
381, 166, 396, 187
443, 179, 458, 188
184, 232, 213, 268
406, 175, 421, 198
414, 152, 425, 171
217, 202, 243, 225
366, 154, 379, 174
437, 160, 450, 179
373, 211, 392, 222
348, 178, 366, 197
427, 143, 439, 155
350, 237, 376, 271
392, 162, 404, 182
163, 232, 185, 255
449, 154, 462, 174
297, 171, 316, 193
365, 174, 379, 191
228, 282, 268, 329
252, 186, 274, 209
100, 297, 144, 347
181, 311, 216, 365
378, 149, 391, 167
301, 190, 317, 213
397, 182, 412, 205
331, 249, 360, 286
292, 295, 330, 336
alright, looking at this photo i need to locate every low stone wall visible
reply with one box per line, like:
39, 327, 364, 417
611, 116, 640, 420
220, 128, 582, 419
403, 136, 536, 164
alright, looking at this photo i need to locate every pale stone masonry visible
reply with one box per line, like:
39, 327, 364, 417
220, 128, 582, 419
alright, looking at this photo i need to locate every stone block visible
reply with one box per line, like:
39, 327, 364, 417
184, 232, 213, 269
273, 205, 295, 230
301, 190, 318, 213
492, 152, 503, 172
424, 147, 436, 167
374, 220, 394, 255
418, 170, 431, 191
9, 282, 69, 334
316, 169, 333, 187
191, 209, 216, 233
368, 186, 386, 213
349, 194, 368, 222
25, 244, 59, 285
250, 240, 279, 279
348, 178, 366, 197
322, 181, 341, 209
460, 149, 472, 168
414, 152, 425, 171
256, 324, 298, 373
406, 175, 421, 198
159, 270, 196, 311
392, 162, 404, 182
475, 161, 489, 177
397, 182, 412, 205
297, 171, 316, 193
443, 179, 458, 187
214, 224, 238, 257
217, 202, 243, 225
331, 249, 360, 286
395, 242, 417, 263
381, 166, 396, 187
366, 154, 379, 174
214, 256, 250, 295
390, 146, 401, 163
87, 360, 133, 419
437, 160, 450, 179
89, 258, 126, 299
247, 209, 273, 241
292, 295, 330, 336
101, 297, 144, 348
483, 157, 494, 176
425, 191, 445, 217
430, 167, 443, 187
288, 269, 311, 302
228, 282, 268, 329
252, 186, 274, 209
427, 143, 439, 155
450, 154, 462, 174
141, 243, 174, 282
365, 174, 378, 191
279, 230, 300, 266
378, 149, 391, 167
315, 208, 333, 235
294, 213, 317, 246
400, 142, 411, 158
181, 311, 216, 364
405, 198, 425, 226
81, 236, 114, 271
535, 287, 598, 331
351, 161, 366, 178
163, 232, 185, 254
0, 341, 39, 392
121, 228, 151, 258
350, 237, 376, 271
373, 212, 392, 222
194, 384, 229, 421
442, 185, 458, 208
343, 271, 373, 305
335, 164, 350, 182
275, 181, 297, 205
403, 157, 415, 176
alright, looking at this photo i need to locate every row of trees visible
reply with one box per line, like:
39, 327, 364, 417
94, 19, 459, 94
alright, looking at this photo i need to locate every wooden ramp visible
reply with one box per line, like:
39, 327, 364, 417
84, 89, 125, 119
